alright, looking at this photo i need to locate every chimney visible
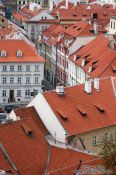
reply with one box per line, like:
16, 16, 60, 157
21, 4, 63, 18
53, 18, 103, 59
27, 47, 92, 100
65, 0, 68, 9
93, 22, 98, 35
81, 59, 85, 67
94, 78, 100, 91
73, 54, 77, 61
88, 66, 92, 73
56, 83, 65, 96
84, 79, 92, 94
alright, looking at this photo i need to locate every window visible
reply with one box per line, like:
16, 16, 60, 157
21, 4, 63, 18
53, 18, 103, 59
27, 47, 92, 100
10, 77, 14, 84
104, 132, 109, 141
25, 90, 30, 98
93, 136, 97, 146
35, 77, 39, 84
2, 19, 4, 22
18, 65, 22, 72
26, 65, 30, 72
26, 77, 30, 84
2, 90, 6, 97
17, 77, 21, 84
17, 90, 21, 97
3, 65, 7, 72
35, 65, 39, 72
2, 77, 7, 84
111, 21, 112, 28
10, 65, 14, 72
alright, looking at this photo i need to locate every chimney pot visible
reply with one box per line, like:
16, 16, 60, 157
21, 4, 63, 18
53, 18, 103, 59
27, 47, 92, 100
94, 78, 100, 91
56, 83, 65, 96
84, 79, 92, 94
81, 59, 85, 67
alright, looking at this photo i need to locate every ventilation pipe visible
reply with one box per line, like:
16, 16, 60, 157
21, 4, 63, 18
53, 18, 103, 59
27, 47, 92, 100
94, 78, 100, 91
65, 0, 68, 9
84, 79, 92, 94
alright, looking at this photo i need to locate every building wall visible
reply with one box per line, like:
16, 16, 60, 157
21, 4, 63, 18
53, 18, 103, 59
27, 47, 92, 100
69, 36, 96, 55
0, 62, 44, 103
0, 15, 8, 28
74, 125, 116, 153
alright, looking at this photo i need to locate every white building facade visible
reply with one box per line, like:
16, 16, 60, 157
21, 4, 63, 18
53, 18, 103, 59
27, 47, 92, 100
0, 40, 44, 104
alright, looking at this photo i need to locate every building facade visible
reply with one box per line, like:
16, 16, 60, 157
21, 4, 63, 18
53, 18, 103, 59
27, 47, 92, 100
0, 40, 44, 104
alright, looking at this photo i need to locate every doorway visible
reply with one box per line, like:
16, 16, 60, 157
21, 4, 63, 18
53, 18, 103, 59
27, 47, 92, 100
9, 90, 14, 102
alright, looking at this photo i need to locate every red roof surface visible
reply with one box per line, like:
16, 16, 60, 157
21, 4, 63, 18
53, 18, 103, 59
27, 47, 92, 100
0, 40, 45, 63
70, 35, 116, 78
13, 12, 29, 22
52, 3, 116, 27
0, 106, 103, 175
43, 77, 116, 136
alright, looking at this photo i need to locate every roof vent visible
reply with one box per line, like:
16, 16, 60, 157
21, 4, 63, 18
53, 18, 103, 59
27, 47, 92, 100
1, 50, 6, 57
76, 106, 87, 116
81, 59, 85, 67
84, 79, 92, 94
21, 124, 33, 136
57, 109, 68, 120
17, 50, 23, 58
56, 83, 65, 96
94, 78, 100, 91
95, 104, 105, 113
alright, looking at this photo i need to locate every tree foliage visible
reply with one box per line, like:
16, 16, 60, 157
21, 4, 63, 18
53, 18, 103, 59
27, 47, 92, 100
99, 137, 116, 175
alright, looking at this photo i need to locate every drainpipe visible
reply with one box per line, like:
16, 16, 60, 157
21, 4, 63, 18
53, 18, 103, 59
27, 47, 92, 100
55, 44, 58, 87
64, 47, 67, 86
44, 43, 47, 78
44, 143, 51, 175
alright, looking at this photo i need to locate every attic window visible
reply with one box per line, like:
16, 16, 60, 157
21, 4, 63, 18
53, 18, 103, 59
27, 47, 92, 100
95, 104, 105, 113
21, 124, 33, 136
77, 28, 82, 31
1, 50, 7, 57
112, 65, 116, 72
72, 13, 77, 17
73, 25, 77, 29
92, 60, 98, 65
17, 50, 23, 57
83, 13, 87, 16
90, 28, 94, 33
57, 109, 68, 120
76, 106, 87, 116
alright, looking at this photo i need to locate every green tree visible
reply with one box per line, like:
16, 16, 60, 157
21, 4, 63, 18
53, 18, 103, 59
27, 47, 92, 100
99, 137, 116, 175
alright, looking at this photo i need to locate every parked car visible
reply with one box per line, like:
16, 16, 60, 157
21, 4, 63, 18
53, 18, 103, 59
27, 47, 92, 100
4, 105, 19, 113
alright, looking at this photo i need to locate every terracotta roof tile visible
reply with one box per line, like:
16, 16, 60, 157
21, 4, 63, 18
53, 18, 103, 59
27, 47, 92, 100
43, 77, 116, 136
0, 40, 45, 63
0, 106, 104, 174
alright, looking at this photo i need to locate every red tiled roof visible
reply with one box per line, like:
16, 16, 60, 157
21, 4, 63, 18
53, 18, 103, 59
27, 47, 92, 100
0, 40, 45, 63
21, 4, 41, 17
70, 35, 116, 78
13, 12, 29, 22
52, 3, 116, 27
43, 77, 116, 136
0, 106, 103, 175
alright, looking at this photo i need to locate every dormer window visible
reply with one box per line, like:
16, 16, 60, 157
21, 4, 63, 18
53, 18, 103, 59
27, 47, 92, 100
1, 50, 7, 57
17, 50, 23, 58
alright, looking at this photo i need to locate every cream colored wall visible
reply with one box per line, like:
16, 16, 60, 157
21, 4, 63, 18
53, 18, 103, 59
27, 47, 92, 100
75, 125, 116, 153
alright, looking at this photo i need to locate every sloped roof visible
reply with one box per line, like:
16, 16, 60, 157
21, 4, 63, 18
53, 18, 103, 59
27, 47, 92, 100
70, 35, 116, 78
0, 40, 45, 63
43, 77, 116, 136
0, 106, 102, 175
